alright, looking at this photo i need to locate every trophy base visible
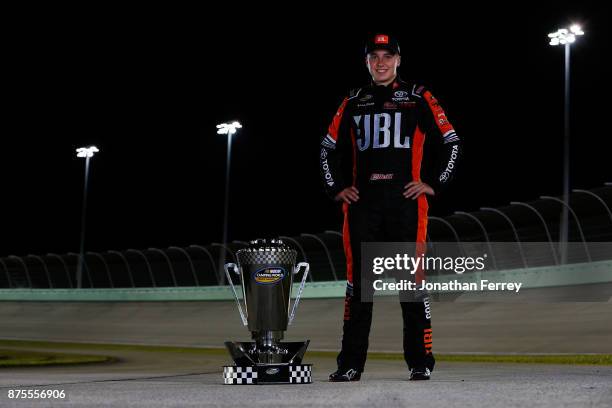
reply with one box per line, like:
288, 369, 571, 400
223, 340, 312, 384
223, 363, 312, 385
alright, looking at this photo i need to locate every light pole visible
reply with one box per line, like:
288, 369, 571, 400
75, 145, 99, 288
216, 121, 242, 281
548, 24, 584, 264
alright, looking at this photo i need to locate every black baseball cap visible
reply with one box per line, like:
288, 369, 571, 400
365, 33, 400, 55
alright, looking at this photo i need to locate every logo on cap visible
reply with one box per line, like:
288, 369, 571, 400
374, 34, 389, 44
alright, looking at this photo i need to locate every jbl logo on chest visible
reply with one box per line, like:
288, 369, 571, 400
353, 113, 410, 151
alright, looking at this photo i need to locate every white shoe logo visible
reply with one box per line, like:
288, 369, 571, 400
345, 369, 358, 379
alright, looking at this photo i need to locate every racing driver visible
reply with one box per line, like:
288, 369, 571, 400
320, 33, 462, 382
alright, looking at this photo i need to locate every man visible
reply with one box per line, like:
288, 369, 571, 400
320, 33, 462, 381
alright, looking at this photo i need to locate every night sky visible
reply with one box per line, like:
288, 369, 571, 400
3, 4, 610, 256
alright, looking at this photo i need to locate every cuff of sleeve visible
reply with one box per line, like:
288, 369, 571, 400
326, 184, 345, 201
427, 179, 447, 199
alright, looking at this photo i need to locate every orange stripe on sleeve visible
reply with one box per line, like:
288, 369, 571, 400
328, 98, 349, 142
423, 91, 455, 136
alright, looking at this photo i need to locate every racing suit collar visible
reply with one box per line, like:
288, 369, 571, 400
370, 76, 403, 90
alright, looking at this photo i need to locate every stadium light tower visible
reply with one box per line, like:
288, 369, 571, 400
216, 121, 242, 281
75, 145, 99, 288
548, 24, 584, 264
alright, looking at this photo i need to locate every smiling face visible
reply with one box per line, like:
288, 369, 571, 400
366, 49, 401, 86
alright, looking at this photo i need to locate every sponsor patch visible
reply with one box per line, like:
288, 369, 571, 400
439, 144, 459, 183
424, 328, 433, 354
370, 173, 394, 181
384, 101, 398, 110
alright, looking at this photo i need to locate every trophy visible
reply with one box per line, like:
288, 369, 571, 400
223, 238, 312, 385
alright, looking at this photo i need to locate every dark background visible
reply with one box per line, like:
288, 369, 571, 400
2, 4, 610, 256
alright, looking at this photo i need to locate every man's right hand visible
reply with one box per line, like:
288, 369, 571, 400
334, 187, 360, 204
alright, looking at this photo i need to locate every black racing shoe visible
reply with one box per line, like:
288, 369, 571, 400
409, 367, 431, 381
329, 368, 361, 382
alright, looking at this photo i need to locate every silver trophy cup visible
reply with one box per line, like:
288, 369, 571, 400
223, 238, 312, 385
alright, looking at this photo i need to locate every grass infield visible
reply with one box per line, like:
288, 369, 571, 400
0, 348, 114, 367
1, 339, 610, 366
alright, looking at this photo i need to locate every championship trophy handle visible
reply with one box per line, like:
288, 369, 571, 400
224, 263, 248, 326
288, 262, 310, 325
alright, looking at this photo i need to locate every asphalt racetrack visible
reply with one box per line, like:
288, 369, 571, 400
0, 345, 611, 407
1, 297, 611, 407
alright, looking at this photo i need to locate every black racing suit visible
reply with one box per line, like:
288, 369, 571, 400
319, 77, 461, 372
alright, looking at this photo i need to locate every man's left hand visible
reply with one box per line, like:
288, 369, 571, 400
403, 181, 435, 200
